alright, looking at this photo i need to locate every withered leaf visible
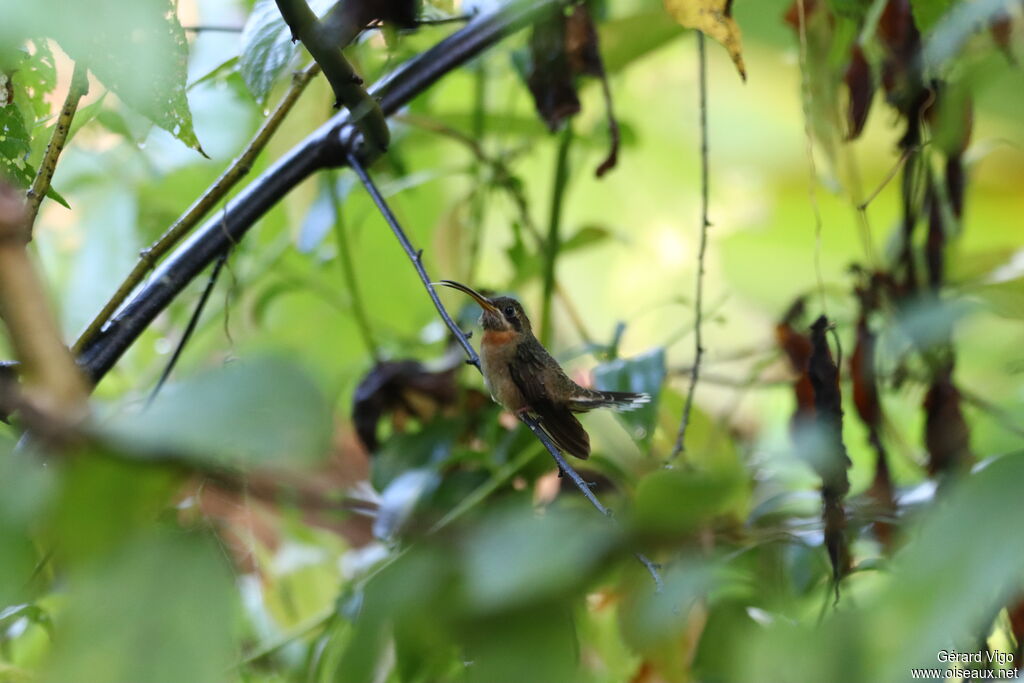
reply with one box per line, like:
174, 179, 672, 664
808, 315, 851, 584
844, 44, 875, 140
527, 11, 581, 132
990, 12, 1017, 64
526, 6, 620, 176
664, 0, 746, 80
925, 185, 945, 291
923, 363, 973, 477
775, 298, 815, 429
808, 316, 851, 477
663, 0, 745, 78
879, 0, 923, 113
352, 360, 458, 453
851, 278, 896, 550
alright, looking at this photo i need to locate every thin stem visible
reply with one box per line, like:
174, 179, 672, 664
794, 0, 829, 315
540, 124, 573, 347
347, 154, 479, 367
25, 61, 89, 239
72, 63, 321, 355
669, 33, 710, 464
146, 250, 229, 407
346, 154, 662, 592
856, 145, 917, 211
327, 172, 380, 361
465, 60, 488, 284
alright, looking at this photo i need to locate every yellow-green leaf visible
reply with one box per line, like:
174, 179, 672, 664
663, 0, 747, 80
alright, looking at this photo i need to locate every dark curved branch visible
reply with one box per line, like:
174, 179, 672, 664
77, 0, 568, 383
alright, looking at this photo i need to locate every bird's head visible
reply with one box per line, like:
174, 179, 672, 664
433, 280, 532, 334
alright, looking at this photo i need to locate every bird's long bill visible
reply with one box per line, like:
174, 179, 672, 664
432, 280, 499, 313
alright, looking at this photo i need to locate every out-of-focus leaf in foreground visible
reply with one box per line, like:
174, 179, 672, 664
462, 503, 620, 613
30, 0, 204, 152
44, 531, 238, 683
740, 453, 1024, 682
102, 357, 332, 468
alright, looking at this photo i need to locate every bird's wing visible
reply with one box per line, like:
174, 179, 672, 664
508, 340, 590, 459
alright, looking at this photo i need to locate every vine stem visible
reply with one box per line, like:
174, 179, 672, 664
794, 0, 829, 316
540, 124, 573, 347
669, 32, 709, 464
25, 61, 89, 240
327, 171, 380, 361
146, 249, 230, 407
72, 63, 321, 355
346, 153, 662, 592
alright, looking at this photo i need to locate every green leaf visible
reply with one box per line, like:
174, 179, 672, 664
0, 101, 32, 187
44, 531, 239, 683
630, 467, 745, 536
593, 348, 665, 446
100, 357, 333, 468
910, 0, 955, 34
39, 0, 203, 152
560, 224, 614, 254
0, 441, 53, 607
240, 0, 333, 102
461, 603, 584, 683
462, 503, 619, 613
968, 276, 1024, 319
599, 10, 686, 74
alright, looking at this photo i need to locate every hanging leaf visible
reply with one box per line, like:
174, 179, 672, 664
41, 0, 204, 153
909, 0, 955, 34
100, 357, 333, 468
923, 363, 973, 477
843, 44, 875, 140
524, 6, 621, 175
662, 0, 746, 80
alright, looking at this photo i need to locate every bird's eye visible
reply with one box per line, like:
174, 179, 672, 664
503, 305, 515, 318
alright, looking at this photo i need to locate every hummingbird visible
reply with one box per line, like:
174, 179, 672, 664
433, 280, 649, 459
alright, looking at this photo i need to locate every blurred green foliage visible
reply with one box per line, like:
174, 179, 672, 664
0, 0, 1022, 681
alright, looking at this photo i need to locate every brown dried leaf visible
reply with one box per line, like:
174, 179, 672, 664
923, 363, 973, 477
526, 6, 620, 176
352, 360, 458, 453
844, 44, 875, 140
664, 0, 746, 79
526, 13, 580, 132
776, 298, 815, 428
809, 316, 852, 584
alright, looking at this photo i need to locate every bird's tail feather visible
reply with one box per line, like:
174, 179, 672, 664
569, 389, 651, 413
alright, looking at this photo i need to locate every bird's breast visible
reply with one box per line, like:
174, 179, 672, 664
480, 335, 525, 411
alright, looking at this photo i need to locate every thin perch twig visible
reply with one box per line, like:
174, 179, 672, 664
669, 33, 710, 463
25, 61, 89, 239
146, 249, 230, 407
73, 63, 321, 355
346, 153, 663, 592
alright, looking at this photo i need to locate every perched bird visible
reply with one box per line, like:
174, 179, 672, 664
433, 280, 649, 459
